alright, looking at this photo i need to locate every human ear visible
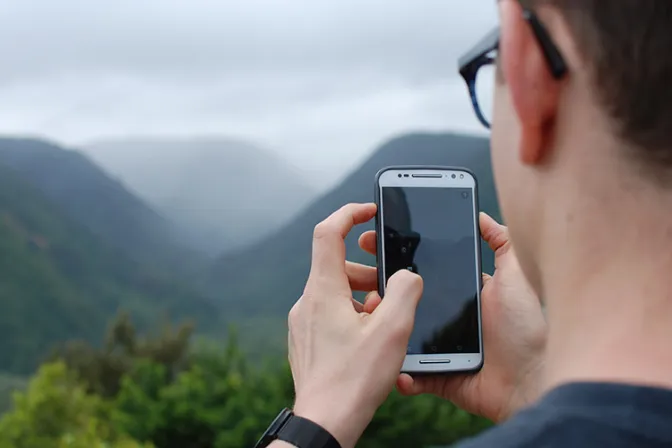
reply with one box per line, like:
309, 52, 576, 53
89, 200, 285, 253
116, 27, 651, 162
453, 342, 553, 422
499, 1, 562, 165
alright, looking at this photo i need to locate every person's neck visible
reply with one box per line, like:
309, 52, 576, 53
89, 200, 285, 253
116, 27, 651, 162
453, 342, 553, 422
540, 167, 672, 395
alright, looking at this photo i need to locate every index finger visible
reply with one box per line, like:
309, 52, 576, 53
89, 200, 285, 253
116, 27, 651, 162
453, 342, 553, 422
308, 203, 377, 287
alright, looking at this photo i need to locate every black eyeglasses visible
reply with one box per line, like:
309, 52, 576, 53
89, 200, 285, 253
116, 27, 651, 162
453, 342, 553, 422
458, 9, 568, 129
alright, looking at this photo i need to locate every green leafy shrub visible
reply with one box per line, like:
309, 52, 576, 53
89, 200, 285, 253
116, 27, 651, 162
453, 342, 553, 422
1, 314, 491, 448
0, 362, 151, 448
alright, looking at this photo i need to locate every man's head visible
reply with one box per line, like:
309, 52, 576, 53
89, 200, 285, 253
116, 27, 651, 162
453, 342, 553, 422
462, 0, 672, 293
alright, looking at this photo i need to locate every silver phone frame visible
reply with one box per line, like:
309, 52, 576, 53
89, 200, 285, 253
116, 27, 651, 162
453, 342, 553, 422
377, 167, 484, 374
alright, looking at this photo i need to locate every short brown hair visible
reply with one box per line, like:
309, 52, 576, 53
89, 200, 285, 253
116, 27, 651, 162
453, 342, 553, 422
521, 0, 672, 173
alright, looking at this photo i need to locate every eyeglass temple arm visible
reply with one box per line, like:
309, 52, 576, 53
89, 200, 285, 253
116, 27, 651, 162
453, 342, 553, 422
523, 9, 567, 79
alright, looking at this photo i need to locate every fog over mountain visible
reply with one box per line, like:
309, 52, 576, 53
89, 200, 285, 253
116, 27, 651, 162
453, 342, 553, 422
86, 138, 316, 254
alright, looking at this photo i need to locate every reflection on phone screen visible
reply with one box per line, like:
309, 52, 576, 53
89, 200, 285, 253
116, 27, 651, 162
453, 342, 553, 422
381, 186, 479, 355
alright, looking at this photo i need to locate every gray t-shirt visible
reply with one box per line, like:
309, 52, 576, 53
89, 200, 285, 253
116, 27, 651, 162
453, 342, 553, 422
457, 382, 672, 447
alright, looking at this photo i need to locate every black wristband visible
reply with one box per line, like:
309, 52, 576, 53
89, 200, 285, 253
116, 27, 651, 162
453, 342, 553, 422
277, 414, 342, 448
254, 408, 342, 448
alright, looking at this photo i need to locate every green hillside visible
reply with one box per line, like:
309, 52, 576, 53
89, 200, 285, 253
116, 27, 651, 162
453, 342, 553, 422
0, 138, 204, 272
0, 161, 222, 374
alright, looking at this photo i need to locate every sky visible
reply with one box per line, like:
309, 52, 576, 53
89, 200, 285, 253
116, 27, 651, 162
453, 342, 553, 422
0, 0, 497, 187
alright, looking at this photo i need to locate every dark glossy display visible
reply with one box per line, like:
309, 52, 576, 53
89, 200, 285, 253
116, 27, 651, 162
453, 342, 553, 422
381, 186, 480, 355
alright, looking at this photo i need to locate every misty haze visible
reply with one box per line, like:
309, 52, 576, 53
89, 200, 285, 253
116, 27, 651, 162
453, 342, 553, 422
0, 1, 501, 447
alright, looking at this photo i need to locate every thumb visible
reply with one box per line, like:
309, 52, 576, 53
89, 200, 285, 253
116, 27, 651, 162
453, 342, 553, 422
396, 373, 439, 396
363, 291, 382, 314
374, 270, 423, 330
479, 212, 509, 253
396, 372, 466, 399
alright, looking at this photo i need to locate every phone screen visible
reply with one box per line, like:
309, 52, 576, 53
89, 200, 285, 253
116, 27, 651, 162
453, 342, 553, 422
381, 186, 480, 355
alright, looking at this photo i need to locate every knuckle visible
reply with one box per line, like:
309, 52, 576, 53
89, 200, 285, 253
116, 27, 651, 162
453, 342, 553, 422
339, 203, 357, 213
313, 221, 335, 240
387, 319, 413, 346
343, 203, 359, 222
412, 273, 424, 291
313, 203, 359, 241
288, 300, 302, 327
392, 268, 413, 281
406, 270, 423, 287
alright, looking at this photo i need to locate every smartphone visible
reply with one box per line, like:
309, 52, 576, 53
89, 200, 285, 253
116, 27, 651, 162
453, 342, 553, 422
374, 166, 484, 374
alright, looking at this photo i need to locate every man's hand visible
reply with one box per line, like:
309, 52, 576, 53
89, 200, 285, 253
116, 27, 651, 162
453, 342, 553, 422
358, 212, 548, 423
287, 203, 423, 448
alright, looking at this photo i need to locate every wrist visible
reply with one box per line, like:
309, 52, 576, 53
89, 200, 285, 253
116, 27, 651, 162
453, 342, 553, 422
293, 396, 374, 448
499, 362, 545, 422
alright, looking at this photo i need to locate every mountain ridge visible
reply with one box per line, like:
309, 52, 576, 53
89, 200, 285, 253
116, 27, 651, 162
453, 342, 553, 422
0, 137, 198, 272
208, 132, 500, 320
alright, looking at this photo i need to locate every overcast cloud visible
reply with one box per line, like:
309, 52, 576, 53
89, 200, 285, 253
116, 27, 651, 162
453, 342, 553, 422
0, 0, 497, 186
